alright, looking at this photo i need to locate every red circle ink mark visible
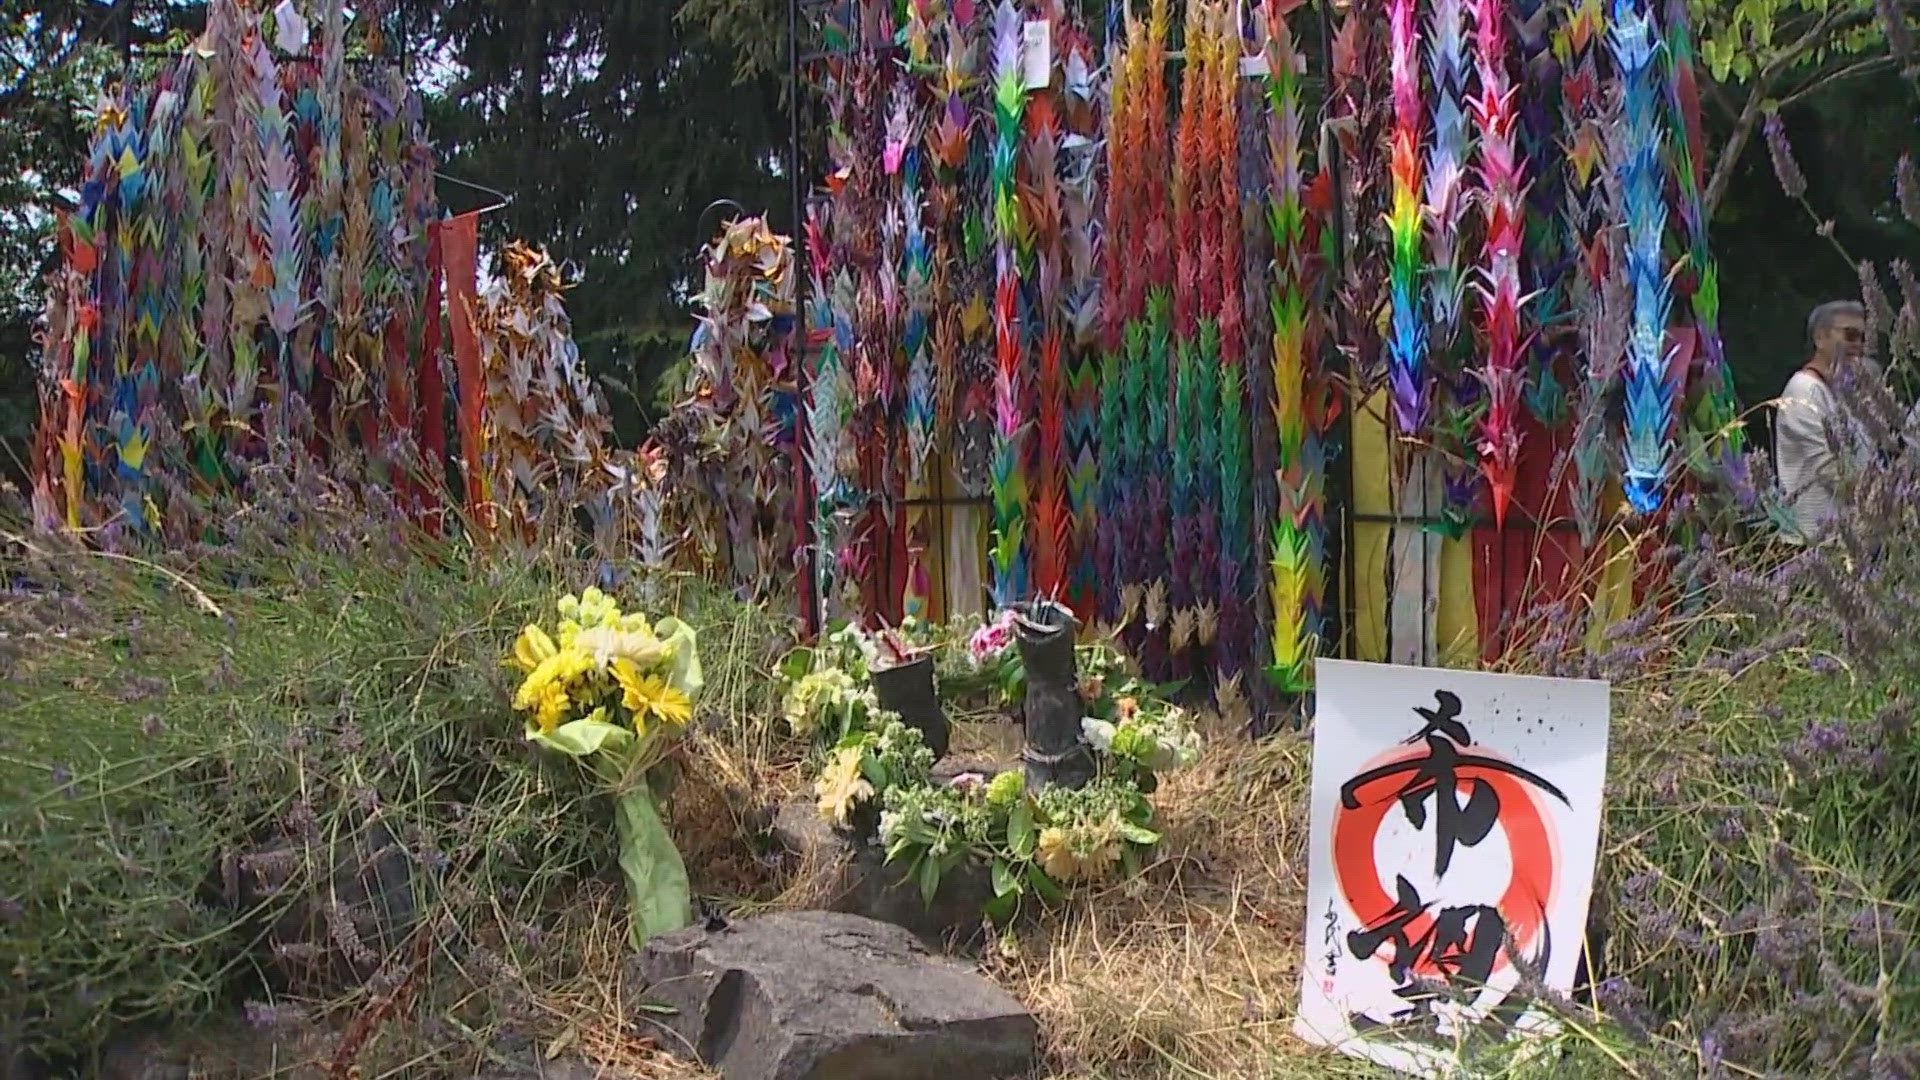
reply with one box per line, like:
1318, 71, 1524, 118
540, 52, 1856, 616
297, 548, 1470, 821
1332, 744, 1558, 980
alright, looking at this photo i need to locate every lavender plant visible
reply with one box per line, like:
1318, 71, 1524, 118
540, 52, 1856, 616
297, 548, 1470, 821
0, 471, 784, 1071
1578, 120, 1920, 1077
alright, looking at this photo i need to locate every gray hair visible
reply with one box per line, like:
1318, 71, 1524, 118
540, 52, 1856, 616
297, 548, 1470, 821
1808, 300, 1865, 344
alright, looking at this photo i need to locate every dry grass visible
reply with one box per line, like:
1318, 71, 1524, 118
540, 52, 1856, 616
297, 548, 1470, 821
516, 889, 720, 1079
669, 706, 1367, 1080
989, 726, 1358, 1080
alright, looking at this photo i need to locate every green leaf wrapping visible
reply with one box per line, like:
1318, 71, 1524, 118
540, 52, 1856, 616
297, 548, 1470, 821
654, 617, 704, 699
613, 773, 691, 947
535, 718, 634, 758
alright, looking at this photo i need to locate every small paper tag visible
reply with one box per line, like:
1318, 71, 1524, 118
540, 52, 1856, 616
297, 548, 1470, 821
1022, 19, 1052, 90
1238, 52, 1270, 78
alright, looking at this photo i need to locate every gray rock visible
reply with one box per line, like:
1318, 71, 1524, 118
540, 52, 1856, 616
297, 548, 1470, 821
770, 801, 994, 946
630, 911, 1038, 1080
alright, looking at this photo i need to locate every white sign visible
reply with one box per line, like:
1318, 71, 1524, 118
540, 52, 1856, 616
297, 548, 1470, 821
1295, 660, 1610, 1077
1021, 19, 1052, 90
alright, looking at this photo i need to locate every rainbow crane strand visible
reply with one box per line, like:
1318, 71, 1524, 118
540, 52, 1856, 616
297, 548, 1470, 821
1386, 0, 1428, 439
1168, 0, 1211, 665
1664, 0, 1748, 500
1469, 0, 1524, 526
1263, 0, 1319, 695
1215, 0, 1256, 707
988, 0, 1029, 605
1610, 0, 1674, 515
1193, 7, 1228, 665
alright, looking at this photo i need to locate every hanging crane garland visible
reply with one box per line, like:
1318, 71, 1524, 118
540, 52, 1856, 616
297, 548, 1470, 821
1062, 18, 1105, 622
1470, 0, 1526, 526
1096, 13, 1137, 627
1025, 5, 1072, 605
899, 76, 938, 619
1168, 0, 1210, 673
1263, 0, 1321, 697
1424, 0, 1481, 527
1331, 0, 1389, 393
1214, 0, 1257, 715
1611, 0, 1677, 516
32, 0, 440, 539
1561, 0, 1616, 543
774, 0, 1763, 713
1663, 0, 1747, 501
1516, 0, 1571, 425
1386, 0, 1428, 440
1129, 0, 1177, 681
987, 0, 1030, 607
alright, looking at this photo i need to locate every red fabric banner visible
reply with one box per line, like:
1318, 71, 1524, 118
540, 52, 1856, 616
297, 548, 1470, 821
443, 212, 486, 527
416, 220, 448, 532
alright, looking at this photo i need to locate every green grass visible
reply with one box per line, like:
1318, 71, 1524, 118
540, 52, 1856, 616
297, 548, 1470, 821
4, 505, 1914, 1079
0, 515, 787, 1072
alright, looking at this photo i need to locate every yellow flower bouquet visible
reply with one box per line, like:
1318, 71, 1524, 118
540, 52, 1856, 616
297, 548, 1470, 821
507, 587, 703, 945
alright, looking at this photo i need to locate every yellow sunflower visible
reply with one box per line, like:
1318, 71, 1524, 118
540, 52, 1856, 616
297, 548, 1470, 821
613, 660, 694, 736
528, 679, 572, 734
507, 624, 559, 674
513, 647, 594, 718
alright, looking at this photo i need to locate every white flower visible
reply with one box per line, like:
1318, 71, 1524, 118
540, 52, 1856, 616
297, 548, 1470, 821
572, 623, 670, 672
1081, 717, 1117, 753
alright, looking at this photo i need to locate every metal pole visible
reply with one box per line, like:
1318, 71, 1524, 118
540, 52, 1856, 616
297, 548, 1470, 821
789, 0, 822, 639
1315, 0, 1357, 680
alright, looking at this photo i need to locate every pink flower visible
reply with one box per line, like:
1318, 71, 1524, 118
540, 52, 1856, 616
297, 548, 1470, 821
966, 610, 1017, 669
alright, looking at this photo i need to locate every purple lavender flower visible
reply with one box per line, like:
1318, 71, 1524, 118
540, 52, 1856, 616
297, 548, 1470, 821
1898, 156, 1920, 229
1764, 112, 1808, 199
1701, 1025, 1726, 1073
1805, 719, 1849, 756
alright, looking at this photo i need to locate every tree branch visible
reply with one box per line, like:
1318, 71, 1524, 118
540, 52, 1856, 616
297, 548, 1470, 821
1705, 78, 1770, 216
1773, 55, 1900, 110
1704, 3, 1881, 215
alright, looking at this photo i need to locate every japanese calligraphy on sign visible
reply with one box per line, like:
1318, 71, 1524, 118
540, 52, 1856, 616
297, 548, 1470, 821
1294, 660, 1610, 1077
